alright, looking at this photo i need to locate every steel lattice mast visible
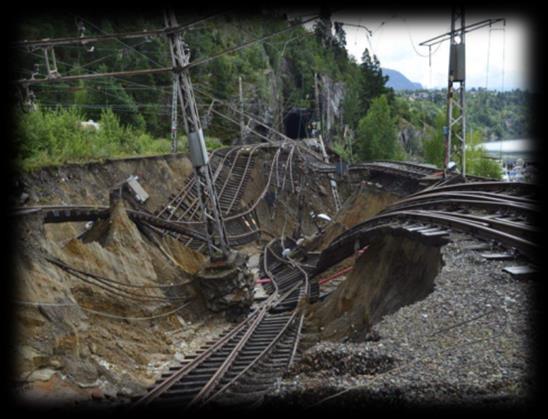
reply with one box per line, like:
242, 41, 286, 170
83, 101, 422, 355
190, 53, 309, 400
165, 10, 230, 259
445, 7, 466, 177
420, 10, 505, 178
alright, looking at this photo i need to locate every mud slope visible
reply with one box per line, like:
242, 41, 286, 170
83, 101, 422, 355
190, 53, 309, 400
305, 233, 443, 343
308, 181, 401, 252
13, 201, 227, 406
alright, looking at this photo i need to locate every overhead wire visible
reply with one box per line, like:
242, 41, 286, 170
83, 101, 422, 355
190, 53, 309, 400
402, 17, 444, 59
25, 48, 170, 96
486, 26, 493, 89
501, 23, 506, 92
46, 257, 189, 303
71, 14, 166, 68
21, 13, 318, 120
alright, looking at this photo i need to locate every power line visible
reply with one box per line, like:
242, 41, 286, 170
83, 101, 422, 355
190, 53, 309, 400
402, 17, 443, 59
25, 42, 156, 79
18, 15, 319, 87
486, 27, 492, 89
72, 14, 165, 68
24, 48, 172, 95
15, 299, 192, 321
419, 17, 505, 47
501, 24, 506, 92
14, 12, 220, 49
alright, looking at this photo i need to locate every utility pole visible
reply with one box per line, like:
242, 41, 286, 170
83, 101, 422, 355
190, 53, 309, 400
314, 73, 325, 139
170, 75, 179, 153
165, 10, 230, 259
420, 12, 505, 178
238, 76, 245, 141
325, 78, 331, 142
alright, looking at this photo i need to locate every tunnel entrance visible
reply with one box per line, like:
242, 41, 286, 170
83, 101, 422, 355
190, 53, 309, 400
283, 107, 313, 139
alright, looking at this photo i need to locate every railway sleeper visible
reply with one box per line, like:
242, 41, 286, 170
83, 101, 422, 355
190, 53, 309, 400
203, 348, 265, 358
270, 305, 297, 313
248, 331, 285, 340
203, 354, 262, 363
256, 321, 291, 329
159, 387, 203, 398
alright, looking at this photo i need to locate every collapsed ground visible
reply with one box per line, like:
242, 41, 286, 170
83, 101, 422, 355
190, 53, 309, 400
11, 150, 536, 408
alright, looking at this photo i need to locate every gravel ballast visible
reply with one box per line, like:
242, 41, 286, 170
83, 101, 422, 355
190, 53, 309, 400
266, 232, 537, 408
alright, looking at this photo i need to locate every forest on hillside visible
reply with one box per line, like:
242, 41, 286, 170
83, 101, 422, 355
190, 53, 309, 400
12, 11, 529, 178
396, 88, 531, 141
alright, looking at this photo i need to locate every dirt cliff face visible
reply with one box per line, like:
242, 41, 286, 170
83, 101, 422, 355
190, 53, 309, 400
12, 151, 343, 406
308, 182, 401, 252
13, 198, 227, 406
305, 233, 443, 344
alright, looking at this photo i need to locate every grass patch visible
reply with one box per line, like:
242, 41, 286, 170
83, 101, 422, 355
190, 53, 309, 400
14, 106, 224, 171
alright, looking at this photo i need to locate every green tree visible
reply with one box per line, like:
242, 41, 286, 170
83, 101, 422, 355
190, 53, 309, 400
354, 95, 403, 161
358, 49, 394, 116
422, 111, 446, 168
465, 129, 502, 179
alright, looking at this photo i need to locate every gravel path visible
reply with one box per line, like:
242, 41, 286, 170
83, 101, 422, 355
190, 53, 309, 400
266, 233, 537, 408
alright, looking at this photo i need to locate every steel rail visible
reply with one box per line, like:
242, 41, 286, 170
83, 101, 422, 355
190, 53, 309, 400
382, 196, 539, 217
319, 210, 537, 272
13, 204, 265, 247
407, 181, 537, 198
224, 145, 261, 215
288, 312, 305, 368
187, 302, 271, 406
412, 209, 538, 240
385, 190, 538, 209
203, 311, 298, 404
171, 147, 241, 223
157, 146, 228, 220
133, 232, 314, 408
132, 294, 276, 407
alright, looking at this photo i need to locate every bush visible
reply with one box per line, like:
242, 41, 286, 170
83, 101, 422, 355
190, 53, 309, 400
15, 106, 173, 170
465, 130, 502, 179
330, 139, 353, 163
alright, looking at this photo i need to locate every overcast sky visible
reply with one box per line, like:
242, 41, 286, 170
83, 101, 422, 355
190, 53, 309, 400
303, 11, 531, 91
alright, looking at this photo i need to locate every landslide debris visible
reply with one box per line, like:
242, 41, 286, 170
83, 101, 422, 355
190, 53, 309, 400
307, 181, 400, 252
13, 200, 229, 406
305, 233, 443, 344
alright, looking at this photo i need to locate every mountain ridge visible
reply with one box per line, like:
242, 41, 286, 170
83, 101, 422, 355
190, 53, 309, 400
382, 68, 423, 90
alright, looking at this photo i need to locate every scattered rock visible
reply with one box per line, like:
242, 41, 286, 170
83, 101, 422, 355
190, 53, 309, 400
27, 368, 58, 382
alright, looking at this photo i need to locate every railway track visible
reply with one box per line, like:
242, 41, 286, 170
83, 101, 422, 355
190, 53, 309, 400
12, 205, 209, 242
131, 236, 312, 409
13, 148, 539, 409
153, 143, 276, 251
137, 178, 542, 409
315, 181, 539, 274
308, 158, 490, 183
12, 144, 296, 252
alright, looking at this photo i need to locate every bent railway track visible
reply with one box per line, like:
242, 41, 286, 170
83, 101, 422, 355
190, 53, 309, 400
315, 181, 539, 274
12, 148, 539, 409
153, 142, 305, 251
131, 238, 312, 409
127, 181, 540, 410
308, 158, 489, 183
